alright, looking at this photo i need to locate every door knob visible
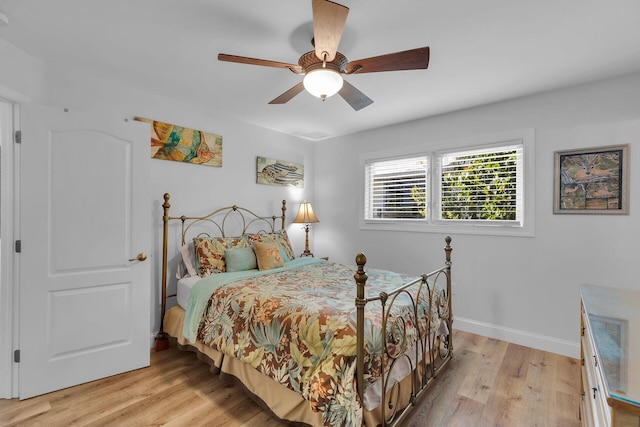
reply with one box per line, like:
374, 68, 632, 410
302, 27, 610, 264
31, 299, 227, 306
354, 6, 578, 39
129, 252, 147, 262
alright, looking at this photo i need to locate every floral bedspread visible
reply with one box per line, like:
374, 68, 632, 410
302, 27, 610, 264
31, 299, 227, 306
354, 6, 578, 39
193, 259, 441, 426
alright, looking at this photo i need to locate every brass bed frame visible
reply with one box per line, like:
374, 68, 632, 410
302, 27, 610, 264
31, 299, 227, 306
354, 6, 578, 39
157, 192, 453, 426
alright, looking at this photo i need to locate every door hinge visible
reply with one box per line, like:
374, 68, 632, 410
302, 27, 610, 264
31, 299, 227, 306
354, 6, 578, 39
15, 240, 21, 253
14, 130, 21, 144
14, 350, 20, 363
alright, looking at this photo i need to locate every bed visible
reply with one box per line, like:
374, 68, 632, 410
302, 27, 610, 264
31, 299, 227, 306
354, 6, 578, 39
156, 193, 453, 427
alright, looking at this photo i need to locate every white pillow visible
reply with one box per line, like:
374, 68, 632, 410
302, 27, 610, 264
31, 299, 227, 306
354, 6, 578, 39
176, 242, 197, 279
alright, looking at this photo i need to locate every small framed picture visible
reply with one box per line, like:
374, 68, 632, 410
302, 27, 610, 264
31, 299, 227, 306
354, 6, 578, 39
256, 156, 304, 188
554, 144, 629, 214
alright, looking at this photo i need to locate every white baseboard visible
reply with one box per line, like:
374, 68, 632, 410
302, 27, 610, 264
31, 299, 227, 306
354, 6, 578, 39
454, 317, 580, 359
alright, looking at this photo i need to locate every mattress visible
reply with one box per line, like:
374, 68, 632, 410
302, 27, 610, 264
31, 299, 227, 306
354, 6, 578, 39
174, 272, 447, 412
163, 304, 417, 427
177, 275, 200, 309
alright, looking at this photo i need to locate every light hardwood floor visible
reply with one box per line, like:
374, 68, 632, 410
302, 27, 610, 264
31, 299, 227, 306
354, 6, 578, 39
0, 330, 581, 426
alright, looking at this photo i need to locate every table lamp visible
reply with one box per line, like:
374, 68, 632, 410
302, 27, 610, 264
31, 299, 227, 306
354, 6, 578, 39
293, 201, 319, 257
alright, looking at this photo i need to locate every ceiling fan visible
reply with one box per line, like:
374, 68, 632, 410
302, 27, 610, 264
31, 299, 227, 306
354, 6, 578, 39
217, 0, 430, 111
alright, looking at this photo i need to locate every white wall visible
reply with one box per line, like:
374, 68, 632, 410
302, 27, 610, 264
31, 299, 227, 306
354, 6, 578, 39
0, 40, 316, 347
41, 63, 317, 336
314, 71, 640, 357
0, 37, 45, 103
4, 34, 640, 363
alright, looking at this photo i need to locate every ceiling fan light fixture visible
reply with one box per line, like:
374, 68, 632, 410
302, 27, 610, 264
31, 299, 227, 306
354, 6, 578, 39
303, 68, 343, 100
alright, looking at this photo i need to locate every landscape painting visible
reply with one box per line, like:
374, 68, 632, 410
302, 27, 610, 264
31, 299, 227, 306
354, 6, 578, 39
135, 117, 222, 167
554, 144, 629, 214
256, 156, 304, 188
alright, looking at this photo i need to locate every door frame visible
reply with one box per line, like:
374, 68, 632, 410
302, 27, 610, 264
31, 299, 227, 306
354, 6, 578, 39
0, 100, 20, 399
1, 83, 29, 398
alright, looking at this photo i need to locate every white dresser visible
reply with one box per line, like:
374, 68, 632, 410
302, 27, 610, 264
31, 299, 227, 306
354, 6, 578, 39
580, 285, 640, 427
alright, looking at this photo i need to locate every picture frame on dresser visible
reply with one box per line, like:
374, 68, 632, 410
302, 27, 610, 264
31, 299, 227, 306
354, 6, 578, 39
580, 285, 640, 427
589, 314, 628, 393
553, 144, 629, 214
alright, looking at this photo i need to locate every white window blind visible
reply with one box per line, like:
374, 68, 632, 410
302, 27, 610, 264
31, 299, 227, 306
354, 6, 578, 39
360, 129, 534, 236
437, 143, 523, 224
364, 156, 428, 220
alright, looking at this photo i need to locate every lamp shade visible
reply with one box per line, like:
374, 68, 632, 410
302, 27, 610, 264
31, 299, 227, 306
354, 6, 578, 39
293, 201, 319, 224
303, 68, 343, 99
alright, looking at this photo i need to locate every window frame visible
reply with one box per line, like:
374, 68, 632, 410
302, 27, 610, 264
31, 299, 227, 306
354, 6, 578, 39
359, 129, 535, 237
364, 154, 429, 221
434, 142, 524, 226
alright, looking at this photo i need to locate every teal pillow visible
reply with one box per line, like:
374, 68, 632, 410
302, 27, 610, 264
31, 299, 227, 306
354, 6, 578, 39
225, 246, 257, 272
279, 244, 290, 263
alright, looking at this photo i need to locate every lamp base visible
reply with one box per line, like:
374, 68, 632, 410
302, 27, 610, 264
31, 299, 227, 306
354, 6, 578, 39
299, 250, 314, 258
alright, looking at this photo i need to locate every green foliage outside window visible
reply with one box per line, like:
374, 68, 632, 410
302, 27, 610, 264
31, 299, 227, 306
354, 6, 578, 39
410, 185, 426, 217
411, 151, 517, 220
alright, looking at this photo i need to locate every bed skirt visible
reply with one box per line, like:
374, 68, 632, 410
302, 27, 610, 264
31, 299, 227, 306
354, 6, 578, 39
163, 305, 422, 427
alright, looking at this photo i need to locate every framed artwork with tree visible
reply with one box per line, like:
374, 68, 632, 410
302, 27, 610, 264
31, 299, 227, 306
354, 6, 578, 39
554, 144, 629, 214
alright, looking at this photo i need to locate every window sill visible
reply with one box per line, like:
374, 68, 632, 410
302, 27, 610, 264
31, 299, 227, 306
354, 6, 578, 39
359, 219, 534, 237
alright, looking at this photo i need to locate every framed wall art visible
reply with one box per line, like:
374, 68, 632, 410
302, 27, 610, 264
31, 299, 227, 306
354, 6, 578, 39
554, 144, 629, 214
135, 117, 222, 167
256, 156, 304, 188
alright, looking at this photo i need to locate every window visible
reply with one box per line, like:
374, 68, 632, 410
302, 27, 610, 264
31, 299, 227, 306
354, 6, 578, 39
364, 156, 428, 220
437, 144, 523, 225
360, 129, 534, 236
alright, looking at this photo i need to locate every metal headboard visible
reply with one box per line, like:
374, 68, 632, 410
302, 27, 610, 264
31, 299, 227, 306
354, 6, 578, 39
155, 192, 287, 350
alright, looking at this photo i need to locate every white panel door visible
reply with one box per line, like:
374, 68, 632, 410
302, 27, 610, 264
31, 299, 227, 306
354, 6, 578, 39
18, 105, 150, 398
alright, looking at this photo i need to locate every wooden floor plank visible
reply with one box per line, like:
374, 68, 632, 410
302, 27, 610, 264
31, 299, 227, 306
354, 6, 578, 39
457, 337, 509, 405
0, 330, 581, 426
0, 400, 51, 425
522, 348, 557, 425
480, 343, 532, 426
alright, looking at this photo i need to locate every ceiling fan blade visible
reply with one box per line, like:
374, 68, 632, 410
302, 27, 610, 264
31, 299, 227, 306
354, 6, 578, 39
338, 80, 373, 111
345, 46, 430, 74
218, 53, 303, 73
312, 0, 349, 62
268, 82, 306, 104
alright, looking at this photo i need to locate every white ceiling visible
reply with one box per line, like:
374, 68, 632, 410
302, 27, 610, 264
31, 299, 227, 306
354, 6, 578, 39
1, 0, 640, 140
